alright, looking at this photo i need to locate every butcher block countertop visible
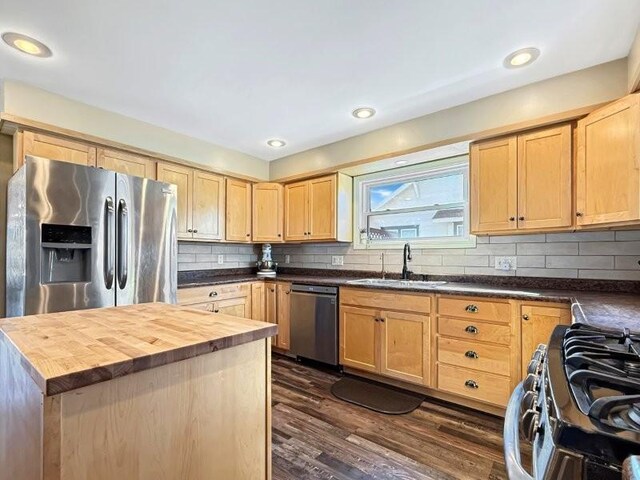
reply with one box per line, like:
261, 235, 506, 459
0, 302, 277, 396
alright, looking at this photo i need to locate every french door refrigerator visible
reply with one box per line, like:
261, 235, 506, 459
6, 156, 177, 317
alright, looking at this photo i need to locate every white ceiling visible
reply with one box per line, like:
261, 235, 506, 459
1, 1, 639, 161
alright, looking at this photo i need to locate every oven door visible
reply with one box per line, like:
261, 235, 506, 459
504, 382, 535, 480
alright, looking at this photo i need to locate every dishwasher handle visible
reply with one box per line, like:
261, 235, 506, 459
291, 290, 337, 299
291, 284, 338, 295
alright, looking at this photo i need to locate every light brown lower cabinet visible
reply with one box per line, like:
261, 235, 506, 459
176, 282, 252, 319
250, 282, 266, 322
520, 303, 571, 377
340, 293, 431, 386
341, 289, 571, 412
264, 281, 291, 351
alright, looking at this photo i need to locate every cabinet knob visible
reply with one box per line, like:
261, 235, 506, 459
576, 212, 583, 217
465, 350, 479, 359
277, 234, 282, 237
246, 233, 250, 237
214, 309, 220, 313
209, 291, 218, 297
509, 217, 515, 221
187, 228, 193, 233
193, 229, 198, 233
464, 380, 479, 389
465, 325, 478, 334
518, 217, 525, 221
522, 314, 530, 321
380, 317, 385, 323
465, 304, 479, 313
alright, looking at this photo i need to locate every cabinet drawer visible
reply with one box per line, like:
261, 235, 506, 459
177, 282, 251, 305
437, 337, 511, 376
437, 296, 511, 323
437, 364, 512, 407
340, 288, 431, 314
437, 317, 511, 345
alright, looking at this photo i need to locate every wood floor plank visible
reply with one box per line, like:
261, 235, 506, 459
272, 356, 515, 480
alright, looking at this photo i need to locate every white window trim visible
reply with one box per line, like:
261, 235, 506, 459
352, 155, 477, 250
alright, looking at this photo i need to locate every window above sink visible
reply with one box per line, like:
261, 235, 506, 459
353, 155, 476, 250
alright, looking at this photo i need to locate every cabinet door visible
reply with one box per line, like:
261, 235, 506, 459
214, 296, 250, 318
517, 125, 572, 230
157, 163, 193, 239
284, 181, 309, 241
226, 179, 252, 242
521, 304, 571, 378
470, 137, 518, 234
250, 283, 266, 322
340, 306, 379, 373
308, 175, 336, 240
276, 283, 291, 350
193, 171, 225, 241
576, 94, 640, 226
266, 284, 277, 346
97, 148, 155, 179
380, 311, 430, 386
22, 131, 96, 167
252, 183, 284, 242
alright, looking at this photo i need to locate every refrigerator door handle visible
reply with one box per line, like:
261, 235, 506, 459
117, 198, 129, 289
104, 196, 115, 289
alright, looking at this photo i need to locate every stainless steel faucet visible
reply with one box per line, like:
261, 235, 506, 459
402, 243, 412, 280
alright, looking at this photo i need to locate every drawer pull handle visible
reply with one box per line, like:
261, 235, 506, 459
465, 380, 479, 389
209, 291, 218, 297
465, 325, 478, 334
465, 350, 479, 359
465, 304, 479, 313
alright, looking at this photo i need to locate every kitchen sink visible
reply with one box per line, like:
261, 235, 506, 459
346, 278, 447, 288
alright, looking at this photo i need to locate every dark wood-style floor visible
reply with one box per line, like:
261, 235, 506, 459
272, 355, 517, 480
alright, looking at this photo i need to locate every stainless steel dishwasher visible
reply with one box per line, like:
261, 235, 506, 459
289, 284, 338, 366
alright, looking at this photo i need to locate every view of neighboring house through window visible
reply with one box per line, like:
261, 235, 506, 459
353, 155, 474, 249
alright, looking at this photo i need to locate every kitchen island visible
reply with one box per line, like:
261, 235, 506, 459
0, 303, 277, 480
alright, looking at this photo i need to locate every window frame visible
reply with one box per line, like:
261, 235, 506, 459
352, 155, 476, 250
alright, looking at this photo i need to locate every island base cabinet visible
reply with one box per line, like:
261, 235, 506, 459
0, 336, 272, 480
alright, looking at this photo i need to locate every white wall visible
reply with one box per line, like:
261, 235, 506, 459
629, 26, 640, 92
270, 59, 628, 180
1, 81, 270, 180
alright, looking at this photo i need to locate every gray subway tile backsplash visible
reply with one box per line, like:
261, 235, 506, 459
178, 230, 640, 280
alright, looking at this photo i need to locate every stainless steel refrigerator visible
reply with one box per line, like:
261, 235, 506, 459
6, 156, 178, 317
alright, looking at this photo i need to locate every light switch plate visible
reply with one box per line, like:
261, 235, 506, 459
285, 254, 290, 264
495, 256, 517, 271
217, 254, 224, 264
331, 255, 344, 266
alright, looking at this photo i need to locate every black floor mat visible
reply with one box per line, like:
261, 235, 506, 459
330, 376, 426, 415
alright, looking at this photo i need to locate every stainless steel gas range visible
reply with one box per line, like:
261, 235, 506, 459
505, 324, 640, 480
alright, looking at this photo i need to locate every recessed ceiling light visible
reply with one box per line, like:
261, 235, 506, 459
395, 160, 407, 166
2, 32, 52, 58
266, 139, 286, 148
504, 47, 540, 69
352, 107, 376, 119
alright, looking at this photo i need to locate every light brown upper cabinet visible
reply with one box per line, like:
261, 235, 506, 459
252, 183, 284, 243
284, 173, 353, 242
226, 179, 252, 242
157, 163, 224, 241
97, 148, 156, 179
471, 124, 572, 235
517, 125, 572, 230
17, 131, 97, 169
470, 137, 518, 234
576, 94, 640, 227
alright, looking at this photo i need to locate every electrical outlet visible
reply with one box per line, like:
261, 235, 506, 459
217, 254, 224, 265
285, 254, 290, 264
495, 256, 517, 271
331, 256, 344, 266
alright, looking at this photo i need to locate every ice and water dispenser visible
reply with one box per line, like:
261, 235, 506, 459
41, 224, 92, 284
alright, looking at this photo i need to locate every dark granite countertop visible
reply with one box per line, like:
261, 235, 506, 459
178, 268, 640, 331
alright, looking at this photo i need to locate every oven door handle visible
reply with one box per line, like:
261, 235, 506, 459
504, 382, 534, 480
